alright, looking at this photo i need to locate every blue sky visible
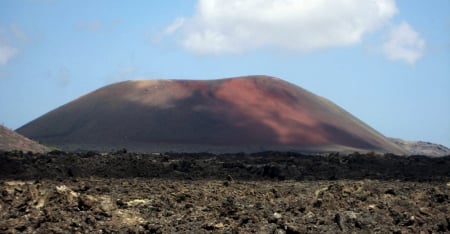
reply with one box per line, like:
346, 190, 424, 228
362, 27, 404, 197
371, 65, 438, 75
0, 0, 449, 147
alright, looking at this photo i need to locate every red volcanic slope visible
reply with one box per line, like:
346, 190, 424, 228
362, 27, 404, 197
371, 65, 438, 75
17, 76, 405, 154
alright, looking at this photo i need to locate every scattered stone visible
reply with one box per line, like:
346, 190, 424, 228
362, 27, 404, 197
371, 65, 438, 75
202, 223, 217, 231
273, 212, 282, 219
115, 199, 127, 209
385, 188, 396, 196
113, 210, 145, 226
274, 228, 286, 234
271, 188, 281, 198
214, 222, 224, 228
313, 199, 323, 208
304, 211, 317, 224
97, 196, 114, 214
126, 199, 151, 207
285, 224, 301, 234
79, 194, 97, 209
345, 211, 357, 220
55, 185, 79, 206
405, 216, 415, 226
334, 213, 344, 231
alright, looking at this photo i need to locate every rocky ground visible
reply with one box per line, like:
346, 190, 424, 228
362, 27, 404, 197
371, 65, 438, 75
0, 151, 449, 233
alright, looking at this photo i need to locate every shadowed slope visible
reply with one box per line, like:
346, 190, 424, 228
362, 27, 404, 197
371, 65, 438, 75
0, 125, 48, 153
17, 76, 405, 154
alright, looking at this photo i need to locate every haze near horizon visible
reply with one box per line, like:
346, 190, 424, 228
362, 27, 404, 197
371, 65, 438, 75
0, 0, 449, 147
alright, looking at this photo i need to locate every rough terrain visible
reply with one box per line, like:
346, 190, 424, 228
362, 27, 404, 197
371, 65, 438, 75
0, 151, 449, 233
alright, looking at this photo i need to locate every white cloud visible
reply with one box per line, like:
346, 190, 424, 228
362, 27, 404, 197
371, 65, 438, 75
164, 17, 185, 35
0, 41, 18, 65
382, 22, 425, 64
167, 0, 397, 54
0, 24, 29, 66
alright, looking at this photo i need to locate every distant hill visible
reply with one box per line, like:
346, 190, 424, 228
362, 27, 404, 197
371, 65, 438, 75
17, 75, 406, 154
390, 138, 450, 157
0, 125, 48, 153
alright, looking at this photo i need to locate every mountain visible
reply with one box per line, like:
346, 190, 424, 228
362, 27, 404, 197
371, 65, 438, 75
17, 75, 405, 154
390, 138, 450, 157
0, 125, 48, 153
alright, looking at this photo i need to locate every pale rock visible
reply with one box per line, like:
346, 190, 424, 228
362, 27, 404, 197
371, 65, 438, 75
273, 212, 282, 219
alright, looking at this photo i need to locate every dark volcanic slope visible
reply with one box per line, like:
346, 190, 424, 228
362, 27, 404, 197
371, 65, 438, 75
0, 125, 48, 153
17, 75, 405, 153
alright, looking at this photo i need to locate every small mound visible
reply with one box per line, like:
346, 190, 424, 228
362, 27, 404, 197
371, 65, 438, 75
0, 125, 48, 153
390, 138, 450, 157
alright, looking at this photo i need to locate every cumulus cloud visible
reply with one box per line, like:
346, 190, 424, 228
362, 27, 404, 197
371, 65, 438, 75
166, 0, 397, 54
0, 24, 29, 66
0, 42, 17, 65
382, 22, 425, 64
164, 18, 186, 35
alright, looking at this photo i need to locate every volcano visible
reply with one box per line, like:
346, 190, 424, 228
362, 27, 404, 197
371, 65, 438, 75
17, 76, 405, 154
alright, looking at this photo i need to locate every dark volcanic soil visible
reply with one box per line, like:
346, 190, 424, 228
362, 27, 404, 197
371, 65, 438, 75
0, 151, 449, 233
